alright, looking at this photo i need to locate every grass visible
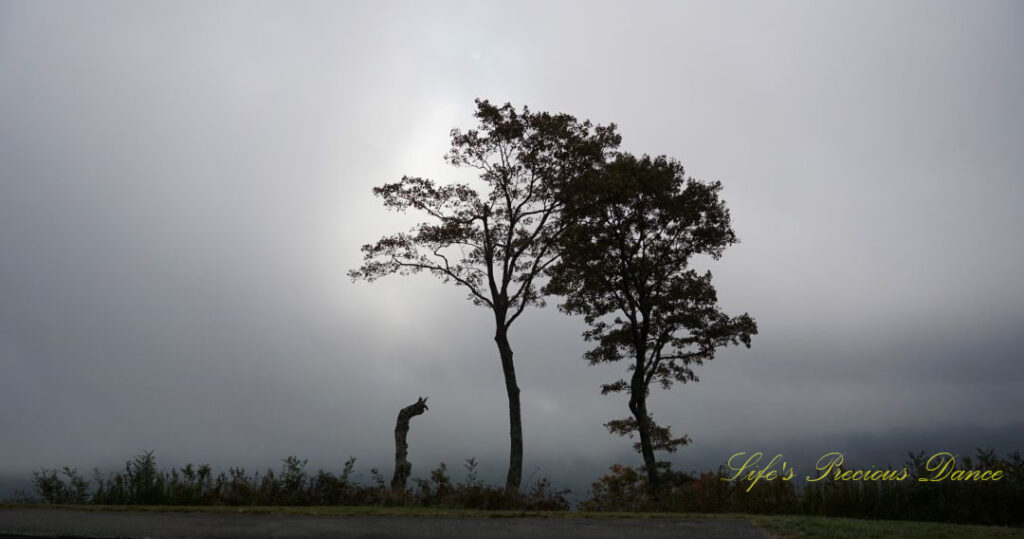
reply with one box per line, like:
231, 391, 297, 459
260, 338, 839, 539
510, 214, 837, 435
3, 503, 1024, 537
0, 503, 723, 519
748, 514, 1024, 539
0, 503, 572, 518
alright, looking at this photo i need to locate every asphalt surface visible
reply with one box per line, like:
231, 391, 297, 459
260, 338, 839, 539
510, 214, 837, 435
0, 508, 771, 539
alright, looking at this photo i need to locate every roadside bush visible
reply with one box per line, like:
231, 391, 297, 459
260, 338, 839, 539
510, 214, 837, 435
30, 451, 568, 511
582, 449, 1023, 527
31, 467, 89, 504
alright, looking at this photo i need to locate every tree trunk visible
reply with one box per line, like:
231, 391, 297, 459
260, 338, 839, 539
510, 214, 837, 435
629, 369, 660, 494
494, 327, 523, 497
391, 397, 428, 492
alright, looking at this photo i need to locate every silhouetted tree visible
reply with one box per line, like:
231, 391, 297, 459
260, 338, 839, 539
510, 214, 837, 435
350, 99, 620, 494
547, 153, 757, 493
392, 397, 429, 491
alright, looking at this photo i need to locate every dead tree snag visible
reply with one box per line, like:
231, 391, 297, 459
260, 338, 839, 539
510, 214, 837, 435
391, 396, 428, 491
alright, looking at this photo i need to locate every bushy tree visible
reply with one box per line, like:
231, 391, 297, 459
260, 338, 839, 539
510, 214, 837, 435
350, 99, 619, 493
547, 153, 757, 492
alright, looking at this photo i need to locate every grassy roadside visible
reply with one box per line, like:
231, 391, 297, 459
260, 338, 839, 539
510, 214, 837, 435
0, 503, 719, 519
748, 514, 1024, 539
3, 504, 1023, 538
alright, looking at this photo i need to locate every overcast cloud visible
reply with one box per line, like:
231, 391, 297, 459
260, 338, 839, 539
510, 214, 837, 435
1, 0, 1022, 496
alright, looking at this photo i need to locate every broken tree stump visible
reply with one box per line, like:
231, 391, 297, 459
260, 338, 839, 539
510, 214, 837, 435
391, 396, 428, 491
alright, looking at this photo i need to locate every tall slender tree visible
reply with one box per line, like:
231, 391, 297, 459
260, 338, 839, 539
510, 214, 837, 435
349, 99, 619, 494
547, 153, 757, 493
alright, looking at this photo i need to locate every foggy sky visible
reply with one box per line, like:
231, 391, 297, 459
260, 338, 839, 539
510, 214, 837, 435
1, 0, 1022, 496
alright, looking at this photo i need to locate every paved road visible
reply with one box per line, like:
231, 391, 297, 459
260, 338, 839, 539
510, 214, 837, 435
0, 508, 770, 539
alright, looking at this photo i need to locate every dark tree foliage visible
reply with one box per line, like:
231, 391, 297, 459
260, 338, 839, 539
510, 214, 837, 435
349, 99, 620, 494
547, 153, 757, 493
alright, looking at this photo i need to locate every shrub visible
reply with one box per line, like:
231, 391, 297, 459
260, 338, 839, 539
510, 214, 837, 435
582, 449, 1023, 526
31, 467, 88, 504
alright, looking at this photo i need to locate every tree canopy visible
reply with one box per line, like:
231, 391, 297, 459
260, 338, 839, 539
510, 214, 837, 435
547, 153, 757, 491
350, 99, 620, 494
